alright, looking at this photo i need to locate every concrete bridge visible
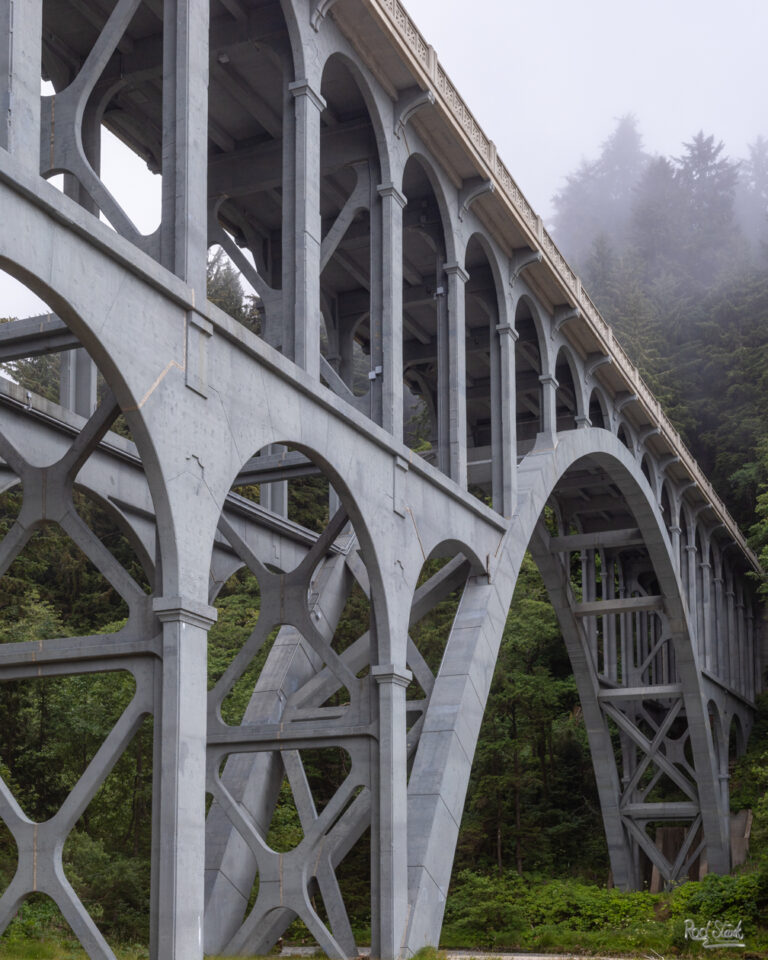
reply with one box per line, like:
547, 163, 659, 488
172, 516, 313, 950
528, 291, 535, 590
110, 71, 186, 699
0, 1, 763, 958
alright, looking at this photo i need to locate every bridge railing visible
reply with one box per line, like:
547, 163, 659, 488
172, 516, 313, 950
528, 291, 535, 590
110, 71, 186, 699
366, 0, 759, 571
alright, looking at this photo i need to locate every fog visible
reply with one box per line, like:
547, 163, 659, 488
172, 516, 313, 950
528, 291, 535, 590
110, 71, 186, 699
2, 0, 765, 318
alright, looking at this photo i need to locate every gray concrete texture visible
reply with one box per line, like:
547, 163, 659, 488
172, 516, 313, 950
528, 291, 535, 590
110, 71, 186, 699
0, 1, 763, 958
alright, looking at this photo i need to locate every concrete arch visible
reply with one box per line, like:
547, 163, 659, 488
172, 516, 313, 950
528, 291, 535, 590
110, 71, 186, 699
640, 452, 657, 498
514, 289, 552, 372
319, 51, 393, 184
553, 342, 586, 426
462, 231, 507, 322
406, 427, 730, 951
587, 385, 611, 430
277, 0, 306, 80
400, 152, 458, 265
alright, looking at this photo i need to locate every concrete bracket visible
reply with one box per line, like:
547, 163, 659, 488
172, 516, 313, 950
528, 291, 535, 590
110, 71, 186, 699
371, 664, 412, 687
288, 79, 327, 113
552, 304, 580, 337
509, 246, 542, 287
186, 311, 213, 398
637, 425, 660, 447
495, 322, 519, 340
614, 391, 638, 419
658, 454, 680, 473
394, 86, 435, 137
585, 351, 612, 380
153, 596, 218, 629
310, 0, 341, 31
458, 176, 494, 221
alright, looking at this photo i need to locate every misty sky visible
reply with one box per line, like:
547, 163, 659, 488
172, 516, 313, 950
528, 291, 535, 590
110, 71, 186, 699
405, 0, 767, 220
2, 0, 766, 318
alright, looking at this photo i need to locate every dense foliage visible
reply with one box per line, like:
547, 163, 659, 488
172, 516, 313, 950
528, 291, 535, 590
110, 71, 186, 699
2, 139, 768, 954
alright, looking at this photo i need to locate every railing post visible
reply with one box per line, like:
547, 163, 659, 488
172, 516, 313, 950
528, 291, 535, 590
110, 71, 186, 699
0, 0, 42, 164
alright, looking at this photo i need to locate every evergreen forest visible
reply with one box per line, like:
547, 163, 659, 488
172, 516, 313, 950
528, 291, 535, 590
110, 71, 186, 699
1, 118, 768, 957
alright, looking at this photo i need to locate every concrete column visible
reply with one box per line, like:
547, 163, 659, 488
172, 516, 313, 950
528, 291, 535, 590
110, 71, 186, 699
605, 555, 617, 681
684, 544, 698, 646
377, 183, 407, 439
152, 597, 217, 960
736, 592, 745, 697
289, 79, 325, 377
442, 262, 468, 486
746, 607, 755, 701
261, 445, 288, 517
0, 0, 41, 163
713, 575, 724, 678
725, 584, 736, 688
60, 349, 98, 417
538, 374, 558, 437
700, 559, 713, 672
160, 0, 210, 302
495, 321, 518, 515
371, 664, 412, 960
669, 524, 682, 574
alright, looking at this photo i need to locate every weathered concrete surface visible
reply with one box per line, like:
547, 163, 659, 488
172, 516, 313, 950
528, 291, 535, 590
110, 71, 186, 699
0, 1, 762, 959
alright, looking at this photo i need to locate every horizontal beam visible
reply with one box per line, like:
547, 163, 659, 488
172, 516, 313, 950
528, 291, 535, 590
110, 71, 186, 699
621, 802, 699, 820
234, 449, 320, 485
208, 119, 376, 197
598, 684, 683, 700
0, 314, 78, 361
575, 596, 664, 616
549, 528, 644, 552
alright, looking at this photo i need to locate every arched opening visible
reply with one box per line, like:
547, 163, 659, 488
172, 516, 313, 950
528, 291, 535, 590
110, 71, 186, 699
205, 7, 292, 346
660, 483, 673, 537
318, 57, 381, 409
554, 348, 580, 432
640, 454, 655, 493
205, 440, 378, 957
0, 270, 159, 952
514, 297, 544, 454
464, 236, 502, 506
588, 388, 608, 429
617, 422, 632, 453
401, 157, 450, 468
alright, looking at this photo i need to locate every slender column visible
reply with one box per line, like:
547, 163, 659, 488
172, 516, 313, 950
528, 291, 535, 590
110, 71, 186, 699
0, 0, 41, 163
736, 591, 745, 696
371, 664, 412, 960
442, 262, 468, 486
669, 524, 682, 575
684, 543, 698, 647
605, 555, 617, 681
160, 0, 210, 302
377, 183, 407, 438
725, 582, 736, 687
746, 607, 755, 701
152, 597, 217, 960
289, 79, 325, 377
495, 321, 518, 515
539, 374, 558, 437
700, 558, 713, 671
713, 574, 724, 678
261, 445, 288, 517
60, 349, 98, 417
